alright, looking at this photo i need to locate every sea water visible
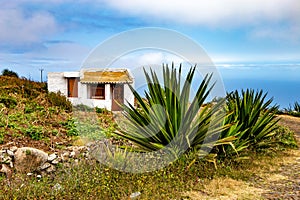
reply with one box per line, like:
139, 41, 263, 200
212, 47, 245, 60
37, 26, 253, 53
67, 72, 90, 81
217, 63, 300, 110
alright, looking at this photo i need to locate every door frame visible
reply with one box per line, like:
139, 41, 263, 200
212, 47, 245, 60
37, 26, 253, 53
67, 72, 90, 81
111, 84, 124, 111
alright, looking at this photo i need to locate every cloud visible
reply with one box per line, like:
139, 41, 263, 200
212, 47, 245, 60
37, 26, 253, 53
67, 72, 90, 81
0, 7, 59, 48
102, 0, 300, 26
109, 51, 184, 69
251, 23, 300, 42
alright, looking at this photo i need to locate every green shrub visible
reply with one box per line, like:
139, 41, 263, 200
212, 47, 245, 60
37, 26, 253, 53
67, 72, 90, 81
1, 69, 18, 78
218, 89, 279, 156
284, 101, 300, 117
95, 107, 110, 114
73, 104, 94, 112
62, 118, 79, 136
115, 64, 233, 157
47, 91, 72, 112
268, 126, 298, 149
0, 97, 17, 108
24, 125, 43, 140
0, 129, 4, 144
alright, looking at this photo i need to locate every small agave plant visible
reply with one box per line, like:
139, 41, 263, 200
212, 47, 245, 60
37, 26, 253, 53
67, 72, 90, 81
218, 89, 280, 156
115, 64, 234, 158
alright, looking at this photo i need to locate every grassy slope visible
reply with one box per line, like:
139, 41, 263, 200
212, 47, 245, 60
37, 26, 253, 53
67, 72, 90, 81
0, 76, 72, 152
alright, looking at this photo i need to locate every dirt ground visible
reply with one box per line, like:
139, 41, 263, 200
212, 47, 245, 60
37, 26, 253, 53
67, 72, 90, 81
184, 115, 300, 200
278, 114, 300, 139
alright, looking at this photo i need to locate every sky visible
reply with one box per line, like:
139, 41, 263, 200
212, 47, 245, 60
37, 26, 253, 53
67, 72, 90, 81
0, 0, 300, 107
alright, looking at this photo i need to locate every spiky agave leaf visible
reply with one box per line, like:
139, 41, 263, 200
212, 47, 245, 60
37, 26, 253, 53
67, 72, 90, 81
115, 64, 231, 156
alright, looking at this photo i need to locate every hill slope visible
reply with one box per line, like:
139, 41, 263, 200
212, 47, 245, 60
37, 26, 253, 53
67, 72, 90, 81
0, 76, 73, 152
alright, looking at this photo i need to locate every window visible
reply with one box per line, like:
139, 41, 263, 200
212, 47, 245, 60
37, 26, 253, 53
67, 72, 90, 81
90, 84, 105, 99
67, 78, 79, 97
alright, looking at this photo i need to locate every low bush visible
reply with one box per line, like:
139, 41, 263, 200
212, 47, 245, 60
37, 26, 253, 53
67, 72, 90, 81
47, 91, 72, 112
0, 97, 17, 108
95, 107, 110, 114
283, 101, 300, 117
24, 125, 44, 140
73, 104, 94, 112
62, 118, 79, 136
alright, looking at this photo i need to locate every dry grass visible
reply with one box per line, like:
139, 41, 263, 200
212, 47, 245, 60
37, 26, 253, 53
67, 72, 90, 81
183, 177, 264, 200
182, 146, 300, 200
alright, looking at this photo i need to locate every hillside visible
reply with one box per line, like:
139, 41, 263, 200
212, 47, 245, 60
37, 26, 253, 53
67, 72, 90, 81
0, 76, 73, 152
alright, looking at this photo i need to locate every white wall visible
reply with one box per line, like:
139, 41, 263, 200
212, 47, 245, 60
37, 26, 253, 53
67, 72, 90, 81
124, 83, 135, 107
47, 72, 67, 95
69, 83, 112, 110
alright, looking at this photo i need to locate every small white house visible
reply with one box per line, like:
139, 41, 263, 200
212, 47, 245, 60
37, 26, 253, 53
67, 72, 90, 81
47, 68, 134, 111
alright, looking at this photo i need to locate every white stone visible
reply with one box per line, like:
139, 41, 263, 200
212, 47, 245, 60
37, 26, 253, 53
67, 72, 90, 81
6, 150, 14, 157
51, 159, 59, 165
48, 153, 57, 161
130, 192, 141, 199
10, 146, 18, 152
69, 151, 76, 158
53, 183, 62, 191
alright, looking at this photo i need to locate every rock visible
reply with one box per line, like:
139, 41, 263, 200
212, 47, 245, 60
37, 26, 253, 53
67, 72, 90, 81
51, 159, 59, 165
0, 152, 12, 164
6, 150, 14, 157
88, 140, 111, 162
46, 165, 56, 173
9, 161, 13, 168
14, 147, 48, 173
130, 192, 141, 199
77, 146, 88, 153
69, 151, 76, 158
53, 183, 62, 191
27, 172, 33, 176
61, 152, 69, 161
0, 164, 12, 179
63, 162, 70, 168
48, 153, 57, 161
10, 146, 18, 152
39, 163, 51, 170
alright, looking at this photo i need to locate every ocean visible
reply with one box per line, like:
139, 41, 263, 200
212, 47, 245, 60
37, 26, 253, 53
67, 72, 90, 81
217, 63, 300, 110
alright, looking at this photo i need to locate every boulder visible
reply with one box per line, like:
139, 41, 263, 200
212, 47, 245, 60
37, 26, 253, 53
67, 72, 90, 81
14, 147, 48, 173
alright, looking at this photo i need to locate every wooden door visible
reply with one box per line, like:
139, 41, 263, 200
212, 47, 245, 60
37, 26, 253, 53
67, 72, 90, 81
67, 78, 78, 97
112, 84, 124, 111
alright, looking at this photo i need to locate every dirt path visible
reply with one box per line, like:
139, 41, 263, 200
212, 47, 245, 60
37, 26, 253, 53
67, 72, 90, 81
258, 115, 300, 199
183, 115, 300, 200
278, 115, 300, 140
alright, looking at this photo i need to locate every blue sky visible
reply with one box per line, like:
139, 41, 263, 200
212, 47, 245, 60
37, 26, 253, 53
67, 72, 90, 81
0, 1, 300, 85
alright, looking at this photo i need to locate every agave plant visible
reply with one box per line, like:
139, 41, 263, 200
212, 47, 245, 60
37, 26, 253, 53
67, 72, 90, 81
293, 101, 300, 112
219, 89, 279, 156
115, 64, 233, 157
